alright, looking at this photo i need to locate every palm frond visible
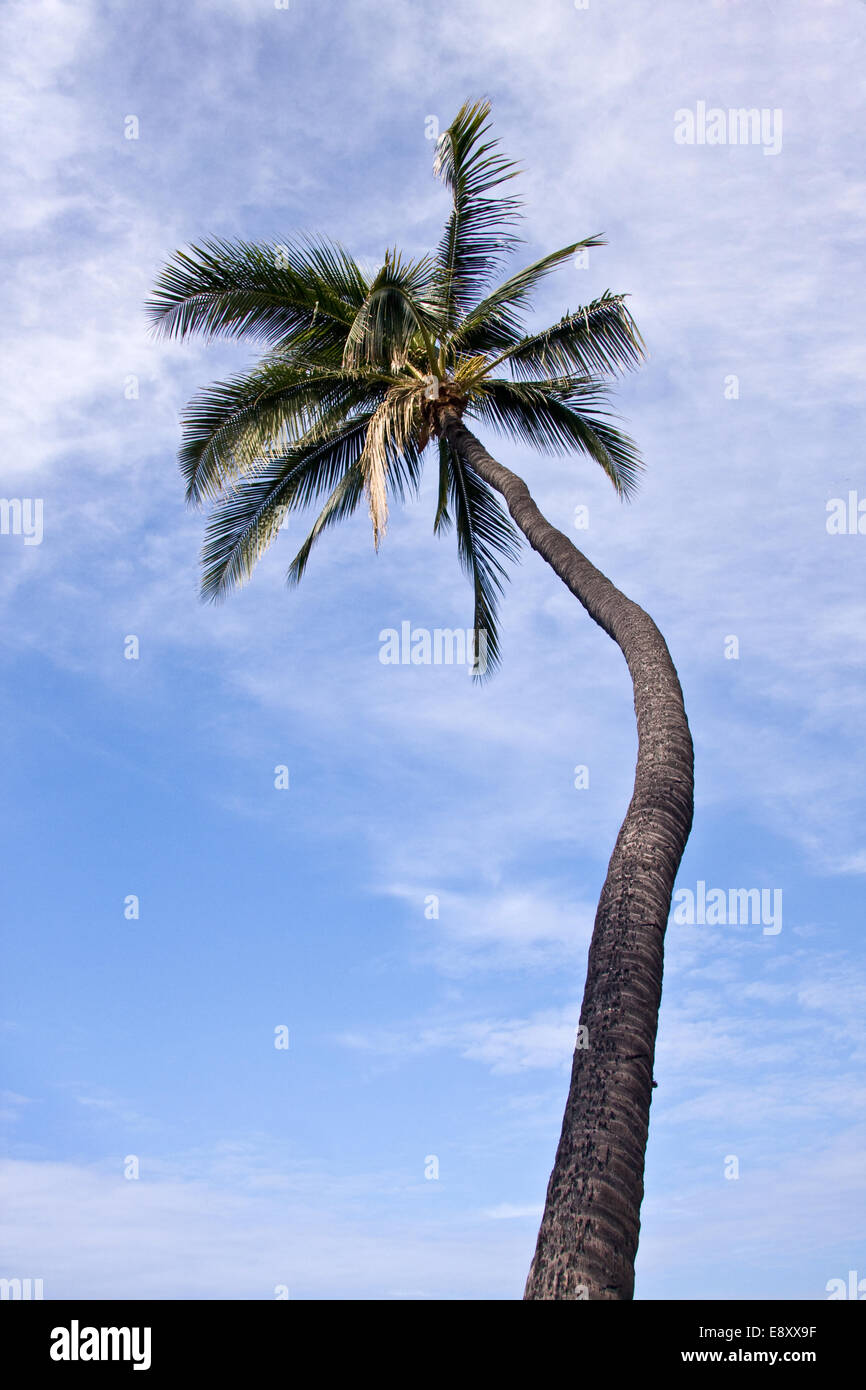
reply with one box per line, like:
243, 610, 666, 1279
342, 250, 440, 372
452, 353, 493, 389
450, 239, 605, 358
498, 292, 646, 381
433, 438, 452, 534
356, 383, 424, 546
467, 377, 644, 498
147, 235, 368, 351
444, 448, 522, 678
432, 98, 523, 330
287, 463, 367, 587
289, 396, 426, 581
179, 361, 388, 506
199, 410, 375, 601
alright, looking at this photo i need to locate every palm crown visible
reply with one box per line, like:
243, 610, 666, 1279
148, 98, 646, 674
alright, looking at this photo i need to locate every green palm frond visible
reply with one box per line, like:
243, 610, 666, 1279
451, 353, 493, 388
445, 446, 522, 679
433, 438, 452, 535
199, 410, 375, 601
289, 406, 426, 583
497, 292, 646, 381
286, 463, 367, 587
179, 360, 389, 506
450, 238, 605, 359
147, 235, 368, 351
432, 98, 524, 331
342, 251, 440, 373
467, 378, 644, 498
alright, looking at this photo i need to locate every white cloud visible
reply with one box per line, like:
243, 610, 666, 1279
483, 1202, 544, 1221
338, 1002, 581, 1075
0, 1153, 531, 1299
385, 885, 596, 973
637, 1125, 866, 1298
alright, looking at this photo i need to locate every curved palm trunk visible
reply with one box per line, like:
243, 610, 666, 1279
440, 411, 694, 1301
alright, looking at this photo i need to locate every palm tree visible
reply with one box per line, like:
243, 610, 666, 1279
148, 98, 694, 1300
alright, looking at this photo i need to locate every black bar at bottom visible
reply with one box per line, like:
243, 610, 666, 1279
2, 1298, 861, 1376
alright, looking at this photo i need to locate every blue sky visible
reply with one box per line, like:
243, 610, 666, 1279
1, 0, 865, 1300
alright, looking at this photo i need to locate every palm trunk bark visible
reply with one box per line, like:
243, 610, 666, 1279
439, 410, 694, 1301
